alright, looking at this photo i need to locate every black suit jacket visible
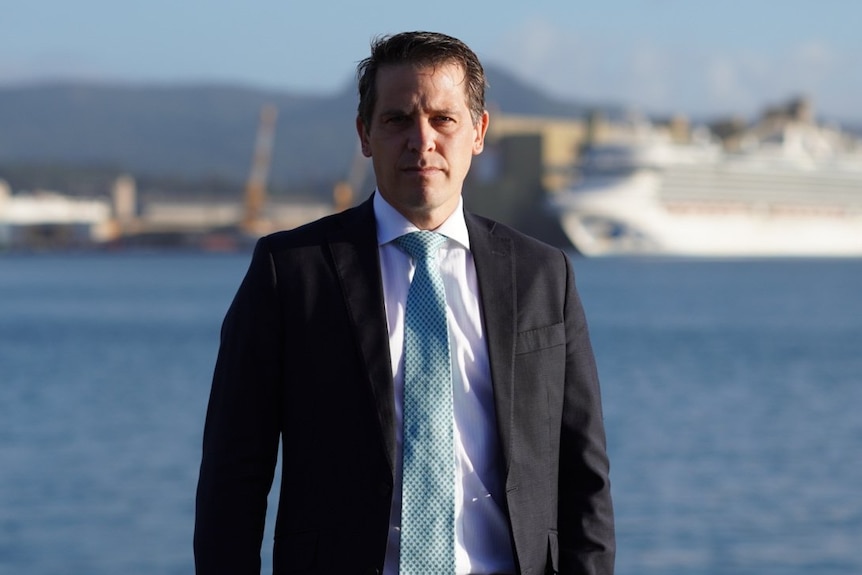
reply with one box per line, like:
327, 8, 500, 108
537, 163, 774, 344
194, 196, 614, 574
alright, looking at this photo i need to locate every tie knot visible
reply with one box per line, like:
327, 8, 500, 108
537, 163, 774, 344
395, 231, 446, 260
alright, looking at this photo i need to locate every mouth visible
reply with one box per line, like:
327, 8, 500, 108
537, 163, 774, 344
401, 165, 442, 176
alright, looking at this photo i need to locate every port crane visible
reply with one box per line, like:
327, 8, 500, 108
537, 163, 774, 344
241, 104, 278, 235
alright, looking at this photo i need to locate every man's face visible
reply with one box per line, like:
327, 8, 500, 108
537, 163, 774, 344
357, 62, 489, 230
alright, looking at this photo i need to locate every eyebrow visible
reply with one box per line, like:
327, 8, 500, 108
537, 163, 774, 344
378, 106, 461, 117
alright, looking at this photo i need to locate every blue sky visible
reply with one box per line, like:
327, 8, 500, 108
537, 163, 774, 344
3, 0, 860, 122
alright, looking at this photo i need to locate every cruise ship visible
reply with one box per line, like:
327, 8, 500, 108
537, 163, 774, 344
551, 99, 862, 257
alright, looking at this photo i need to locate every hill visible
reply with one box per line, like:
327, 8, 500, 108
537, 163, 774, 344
0, 65, 614, 196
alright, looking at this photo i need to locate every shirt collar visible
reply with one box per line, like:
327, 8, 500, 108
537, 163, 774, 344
373, 190, 470, 250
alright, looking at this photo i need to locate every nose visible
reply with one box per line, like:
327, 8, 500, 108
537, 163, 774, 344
407, 119, 435, 153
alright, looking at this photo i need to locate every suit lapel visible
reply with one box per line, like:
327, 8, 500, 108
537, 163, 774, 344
466, 213, 516, 473
328, 199, 397, 475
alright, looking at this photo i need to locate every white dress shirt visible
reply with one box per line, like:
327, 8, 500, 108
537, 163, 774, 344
374, 192, 516, 575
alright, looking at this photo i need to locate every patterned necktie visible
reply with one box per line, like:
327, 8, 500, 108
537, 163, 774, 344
394, 231, 455, 575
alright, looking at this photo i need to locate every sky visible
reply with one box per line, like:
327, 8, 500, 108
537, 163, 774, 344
3, 0, 861, 123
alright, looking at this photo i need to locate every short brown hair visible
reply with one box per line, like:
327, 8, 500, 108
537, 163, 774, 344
356, 31, 487, 130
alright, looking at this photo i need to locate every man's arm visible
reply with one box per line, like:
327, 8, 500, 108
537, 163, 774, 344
558, 251, 615, 574
194, 238, 283, 574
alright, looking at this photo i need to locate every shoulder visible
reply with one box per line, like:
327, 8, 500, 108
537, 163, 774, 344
467, 211, 569, 263
256, 198, 375, 255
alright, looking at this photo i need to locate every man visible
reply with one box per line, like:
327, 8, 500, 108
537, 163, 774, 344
195, 31, 614, 575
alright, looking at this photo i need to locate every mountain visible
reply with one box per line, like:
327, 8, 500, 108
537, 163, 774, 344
0, 83, 355, 190
0, 65, 615, 195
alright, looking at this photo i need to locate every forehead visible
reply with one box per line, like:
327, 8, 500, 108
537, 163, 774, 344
374, 62, 469, 109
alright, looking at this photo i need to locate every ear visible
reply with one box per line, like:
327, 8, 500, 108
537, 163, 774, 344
472, 110, 490, 155
356, 116, 372, 157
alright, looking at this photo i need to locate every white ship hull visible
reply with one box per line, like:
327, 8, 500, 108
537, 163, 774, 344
555, 172, 862, 257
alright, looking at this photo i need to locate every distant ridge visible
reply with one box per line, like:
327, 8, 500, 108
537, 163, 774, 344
0, 82, 356, 190
0, 65, 613, 194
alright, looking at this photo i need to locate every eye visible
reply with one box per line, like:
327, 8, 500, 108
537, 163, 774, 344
384, 114, 410, 126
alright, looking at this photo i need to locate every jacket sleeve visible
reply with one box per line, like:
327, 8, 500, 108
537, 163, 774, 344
558, 250, 616, 574
194, 237, 284, 574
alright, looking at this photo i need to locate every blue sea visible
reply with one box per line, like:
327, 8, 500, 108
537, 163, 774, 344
1, 253, 861, 575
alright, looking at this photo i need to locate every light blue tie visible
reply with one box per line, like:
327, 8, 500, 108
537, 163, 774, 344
395, 231, 455, 575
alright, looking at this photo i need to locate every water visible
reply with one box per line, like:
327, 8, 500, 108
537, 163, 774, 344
1, 253, 860, 575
